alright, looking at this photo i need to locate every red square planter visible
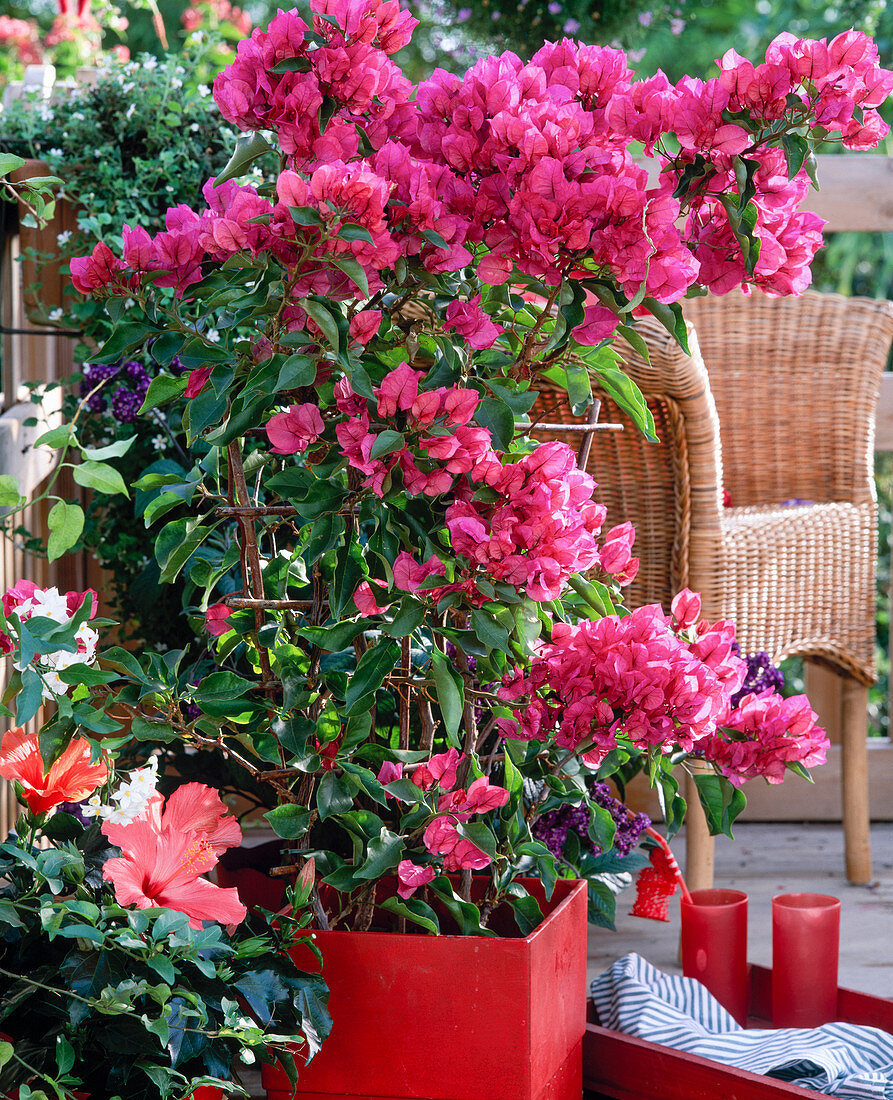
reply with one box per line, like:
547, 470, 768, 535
262, 877, 587, 1100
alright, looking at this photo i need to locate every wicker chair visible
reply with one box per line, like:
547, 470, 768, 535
533, 290, 893, 886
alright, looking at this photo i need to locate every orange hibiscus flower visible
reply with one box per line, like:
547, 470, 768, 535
0, 727, 108, 815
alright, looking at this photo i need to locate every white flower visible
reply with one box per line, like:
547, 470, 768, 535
171, 78, 183, 89
206, 329, 221, 344
125, 102, 136, 120
152, 434, 170, 450
17, 587, 71, 624
47, 148, 63, 158
99, 758, 159, 824
197, 84, 211, 97
56, 231, 72, 246
80, 793, 104, 819
123, 298, 135, 309
190, 123, 200, 132
144, 56, 158, 70
48, 308, 64, 323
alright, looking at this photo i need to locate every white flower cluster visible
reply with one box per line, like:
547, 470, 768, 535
12, 587, 99, 699
82, 757, 159, 825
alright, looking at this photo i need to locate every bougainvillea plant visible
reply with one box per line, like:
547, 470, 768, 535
14, 4, 891, 952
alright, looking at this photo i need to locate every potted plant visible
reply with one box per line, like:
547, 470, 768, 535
9, 3, 889, 1096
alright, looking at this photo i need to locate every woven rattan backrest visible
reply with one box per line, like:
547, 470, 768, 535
684, 290, 893, 508
531, 316, 725, 613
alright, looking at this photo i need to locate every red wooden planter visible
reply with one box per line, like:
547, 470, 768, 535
582, 963, 893, 1100
263, 877, 587, 1100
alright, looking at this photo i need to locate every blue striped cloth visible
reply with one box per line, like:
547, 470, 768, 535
591, 954, 893, 1098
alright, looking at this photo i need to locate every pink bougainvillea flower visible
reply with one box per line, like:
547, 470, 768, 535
0, 727, 107, 816
412, 747, 463, 791
670, 587, 702, 630
102, 783, 246, 929
377, 760, 403, 788
349, 309, 382, 345
70, 241, 129, 295
443, 295, 504, 350
354, 579, 390, 615
205, 602, 233, 636
396, 859, 436, 899
184, 366, 213, 399
265, 402, 325, 455
572, 303, 621, 346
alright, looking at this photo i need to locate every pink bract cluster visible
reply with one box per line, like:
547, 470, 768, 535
379, 748, 510, 890
497, 587, 829, 786
339, 366, 622, 605
334, 362, 498, 498
70, 0, 893, 317
702, 690, 828, 785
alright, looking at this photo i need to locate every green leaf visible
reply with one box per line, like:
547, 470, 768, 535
269, 55, 312, 73
93, 321, 157, 364
343, 639, 400, 715
317, 771, 354, 820
564, 360, 592, 415
693, 771, 747, 838
276, 354, 317, 391
140, 373, 188, 414
16, 667, 44, 725
264, 804, 312, 839
642, 298, 690, 355
81, 435, 137, 461
216, 131, 275, 187
455, 820, 497, 861
0, 900, 25, 929
34, 424, 73, 450
475, 395, 514, 450
72, 460, 129, 497
507, 892, 543, 936
46, 500, 84, 561
379, 894, 440, 934
0, 152, 26, 176
381, 597, 426, 638
0, 474, 23, 508
431, 650, 464, 746
300, 296, 344, 356
590, 357, 657, 442
293, 619, 367, 652
355, 828, 404, 879
470, 609, 511, 652
368, 429, 405, 460
337, 222, 375, 244
289, 205, 325, 227
331, 256, 369, 297
154, 518, 217, 583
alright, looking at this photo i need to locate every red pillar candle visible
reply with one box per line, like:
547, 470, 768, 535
772, 892, 840, 1028
680, 888, 749, 1025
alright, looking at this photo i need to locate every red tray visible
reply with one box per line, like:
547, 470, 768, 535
582, 964, 893, 1100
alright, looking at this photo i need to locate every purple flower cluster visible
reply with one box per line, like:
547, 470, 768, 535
533, 781, 650, 861
79, 359, 151, 423
729, 643, 784, 709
